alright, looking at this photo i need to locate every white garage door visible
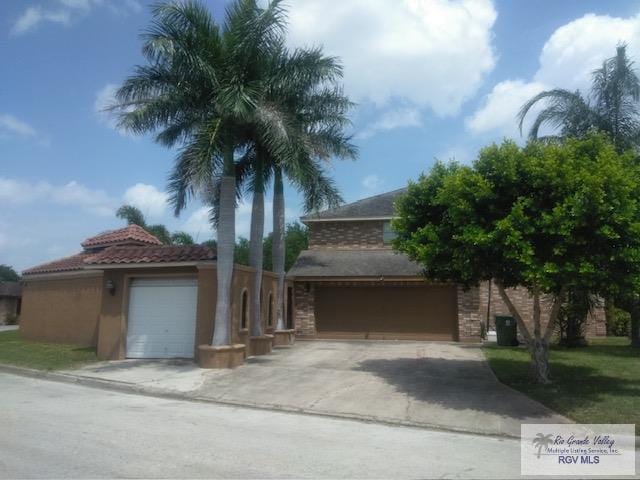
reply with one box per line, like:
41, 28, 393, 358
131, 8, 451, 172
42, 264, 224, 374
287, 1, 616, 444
126, 277, 198, 359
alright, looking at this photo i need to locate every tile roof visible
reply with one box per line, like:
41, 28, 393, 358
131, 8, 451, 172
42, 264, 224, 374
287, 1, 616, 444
22, 252, 94, 276
86, 245, 216, 265
81, 224, 163, 248
0, 282, 22, 297
287, 249, 423, 278
301, 188, 407, 222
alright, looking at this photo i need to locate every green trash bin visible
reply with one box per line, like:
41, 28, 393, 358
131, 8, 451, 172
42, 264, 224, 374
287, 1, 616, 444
495, 315, 519, 346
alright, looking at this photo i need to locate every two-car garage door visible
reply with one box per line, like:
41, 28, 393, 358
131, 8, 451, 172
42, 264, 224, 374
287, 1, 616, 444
126, 278, 198, 359
314, 285, 458, 341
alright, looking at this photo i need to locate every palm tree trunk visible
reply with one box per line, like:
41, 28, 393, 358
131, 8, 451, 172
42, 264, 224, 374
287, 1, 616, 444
249, 155, 265, 337
273, 167, 286, 331
212, 147, 236, 346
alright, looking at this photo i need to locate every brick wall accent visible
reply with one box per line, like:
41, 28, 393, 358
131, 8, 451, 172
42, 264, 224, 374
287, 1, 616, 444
294, 282, 316, 336
457, 286, 482, 342
482, 282, 606, 339
308, 221, 387, 250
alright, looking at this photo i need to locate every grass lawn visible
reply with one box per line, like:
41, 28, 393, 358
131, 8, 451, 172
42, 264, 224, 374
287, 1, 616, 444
0, 330, 97, 370
483, 337, 639, 428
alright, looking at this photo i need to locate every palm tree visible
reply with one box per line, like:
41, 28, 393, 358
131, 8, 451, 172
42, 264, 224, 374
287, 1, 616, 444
112, 0, 291, 347
518, 44, 640, 152
115, 204, 194, 245
532, 433, 554, 459
208, 44, 356, 338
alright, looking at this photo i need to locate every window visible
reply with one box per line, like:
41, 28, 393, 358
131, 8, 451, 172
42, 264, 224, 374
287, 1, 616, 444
267, 293, 273, 326
383, 221, 397, 244
241, 289, 249, 330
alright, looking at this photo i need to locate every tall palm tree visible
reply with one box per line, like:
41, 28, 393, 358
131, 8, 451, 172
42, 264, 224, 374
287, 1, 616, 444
112, 0, 291, 347
209, 44, 355, 338
518, 44, 640, 152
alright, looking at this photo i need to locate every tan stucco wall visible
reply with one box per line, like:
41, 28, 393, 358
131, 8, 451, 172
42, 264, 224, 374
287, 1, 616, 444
20, 273, 103, 346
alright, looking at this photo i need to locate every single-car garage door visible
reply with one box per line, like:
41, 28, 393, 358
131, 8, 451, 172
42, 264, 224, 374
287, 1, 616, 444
126, 277, 198, 358
314, 285, 458, 341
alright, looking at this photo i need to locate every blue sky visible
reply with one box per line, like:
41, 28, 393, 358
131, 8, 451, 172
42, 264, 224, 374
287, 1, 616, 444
1, 0, 639, 271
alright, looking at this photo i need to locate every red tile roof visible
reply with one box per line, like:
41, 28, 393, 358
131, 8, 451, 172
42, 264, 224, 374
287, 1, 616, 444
81, 224, 163, 248
22, 252, 94, 276
86, 245, 216, 265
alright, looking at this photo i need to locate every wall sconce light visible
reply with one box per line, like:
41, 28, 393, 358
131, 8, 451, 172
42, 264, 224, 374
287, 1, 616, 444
106, 279, 116, 296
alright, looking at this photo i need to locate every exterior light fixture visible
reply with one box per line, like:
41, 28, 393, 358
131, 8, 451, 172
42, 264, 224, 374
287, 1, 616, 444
106, 279, 116, 296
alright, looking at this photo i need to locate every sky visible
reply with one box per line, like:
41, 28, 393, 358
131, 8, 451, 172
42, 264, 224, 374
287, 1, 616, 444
2, 0, 640, 272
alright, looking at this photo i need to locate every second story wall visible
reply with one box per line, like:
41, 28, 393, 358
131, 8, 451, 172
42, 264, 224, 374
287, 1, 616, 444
308, 220, 391, 250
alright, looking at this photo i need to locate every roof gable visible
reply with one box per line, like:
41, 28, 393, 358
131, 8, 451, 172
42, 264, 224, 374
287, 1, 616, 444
301, 188, 407, 222
81, 224, 163, 249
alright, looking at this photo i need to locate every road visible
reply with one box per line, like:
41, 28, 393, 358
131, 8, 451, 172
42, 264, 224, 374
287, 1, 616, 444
0, 373, 522, 479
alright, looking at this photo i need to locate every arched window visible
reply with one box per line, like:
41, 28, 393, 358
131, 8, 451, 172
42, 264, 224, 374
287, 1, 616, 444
267, 293, 273, 326
241, 289, 249, 330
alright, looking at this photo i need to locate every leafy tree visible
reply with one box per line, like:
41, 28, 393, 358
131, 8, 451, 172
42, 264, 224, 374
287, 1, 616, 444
0, 265, 19, 282
519, 44, 640, 346
234, 237, 250, 266
171, 232, 195, 245
263, 222, 308, 271
518, 44, 640, 153
393, 134, 640, 383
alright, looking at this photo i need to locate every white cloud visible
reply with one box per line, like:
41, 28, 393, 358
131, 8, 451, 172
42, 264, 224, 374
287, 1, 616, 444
182, 207, 214, 241
10, 1, 141, 36
0, 177, 114, 216
0, 113, 38, 138
361, 174, 384, 192
357, 108, 422, 139
468, 12, 640, 139
286, 0, 497, 116
466, 80, 547, 137
123, 183, 168, 219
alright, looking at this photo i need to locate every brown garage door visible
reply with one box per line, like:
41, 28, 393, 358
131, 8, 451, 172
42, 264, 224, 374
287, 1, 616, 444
314, 285, 458, 341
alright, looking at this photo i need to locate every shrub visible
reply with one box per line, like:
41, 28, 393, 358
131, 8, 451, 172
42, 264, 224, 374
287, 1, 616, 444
608, 308, 631, 336
5, 313, 19, 326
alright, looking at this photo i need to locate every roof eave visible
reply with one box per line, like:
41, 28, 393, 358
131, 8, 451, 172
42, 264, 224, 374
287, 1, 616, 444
301, 216, 395, 224
84, 260, 216, 270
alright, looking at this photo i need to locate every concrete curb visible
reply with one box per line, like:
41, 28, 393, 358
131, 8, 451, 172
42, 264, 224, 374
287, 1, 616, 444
0, 363, 522, 440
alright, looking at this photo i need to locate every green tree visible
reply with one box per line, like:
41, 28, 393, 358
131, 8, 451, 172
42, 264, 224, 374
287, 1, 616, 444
263, 222, 308, 271
0, 265, 19, 282
519, 44, 640, 346
113, 0, 291, 347
116, 204, 193, 245
393, 134, 640, 383
234, 237, 250, 266
518, 44, 640, 153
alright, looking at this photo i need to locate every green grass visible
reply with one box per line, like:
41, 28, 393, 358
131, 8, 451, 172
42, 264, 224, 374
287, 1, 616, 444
0, 330, 97, 370
483, 337, 639, 428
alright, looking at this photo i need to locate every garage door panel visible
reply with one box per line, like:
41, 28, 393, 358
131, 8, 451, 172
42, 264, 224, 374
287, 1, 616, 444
126, 277, 198, 359
315, 285, 458, 340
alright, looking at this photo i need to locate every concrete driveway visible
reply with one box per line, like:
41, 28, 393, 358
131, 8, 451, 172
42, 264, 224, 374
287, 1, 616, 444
197, 340, 568, 437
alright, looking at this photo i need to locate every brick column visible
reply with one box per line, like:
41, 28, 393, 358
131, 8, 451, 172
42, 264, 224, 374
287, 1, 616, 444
294, 282, 316, 337
457, 286, 482, 342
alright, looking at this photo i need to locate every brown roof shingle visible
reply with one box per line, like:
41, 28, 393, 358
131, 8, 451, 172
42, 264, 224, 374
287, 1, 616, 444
86, 245, 216, 265
22, 252, 94, 276
81, 224, 163, 248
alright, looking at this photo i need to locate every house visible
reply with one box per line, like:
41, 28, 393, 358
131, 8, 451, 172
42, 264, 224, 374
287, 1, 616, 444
20, 225, 286, 362
0, 282, 22, 324
288, 188, 607, 341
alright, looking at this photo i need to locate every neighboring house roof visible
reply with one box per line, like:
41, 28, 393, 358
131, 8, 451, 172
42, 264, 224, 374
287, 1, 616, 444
301, 187, 407, 222
0, 282, 22, 297
287, 249, 423, 278
81, 224, 163, 249
22, 252, 94, 276
87, 245, 216, 266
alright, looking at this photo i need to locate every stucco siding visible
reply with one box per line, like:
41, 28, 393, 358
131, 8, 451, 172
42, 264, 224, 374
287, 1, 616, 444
20, 273, 103, 347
